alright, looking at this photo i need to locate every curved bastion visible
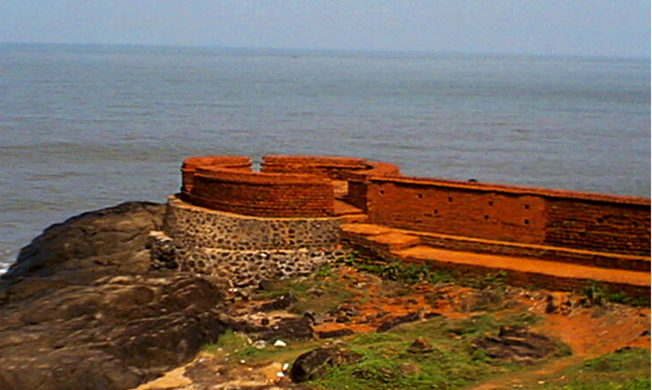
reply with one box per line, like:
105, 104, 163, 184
151, 155, 399, 287
151, 154, 649, 298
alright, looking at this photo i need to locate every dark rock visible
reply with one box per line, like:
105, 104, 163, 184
377, 312, 421, 332
3, 201, 165, 282
303, 310, 319, 325
544, 294, 557, 314
290, 346, 362, 382
259, 317, 314, 341
260, 292, 298, 312
472, 326, 560, 364
407, 337, 433, 354
424, 311, 443, 319
150, 237, 178, 270
0, 202, 232, 390
336, 315, 351, 323
317, 328, 355, 339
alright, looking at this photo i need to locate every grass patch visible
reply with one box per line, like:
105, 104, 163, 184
349, 257, 508, 294
201, 309, 558, 390
581, 282, 647, 307
251, 266, 356, 315
310, 313, 558, 390
202, 329, 322, 366
511, 348, 652, 390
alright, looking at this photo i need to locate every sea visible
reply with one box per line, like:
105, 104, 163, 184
0, 43, 649, 274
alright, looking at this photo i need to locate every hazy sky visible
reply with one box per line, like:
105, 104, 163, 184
1, 0, 649, 57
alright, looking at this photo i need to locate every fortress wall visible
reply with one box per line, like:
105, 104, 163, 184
544, 198, 650, 255
261, 155, 369, 179
341, 161, 401, 211
181, 156, 252, 195
364, 176, 650, 255
164, 195, 339, 251
156, 195, 346, 287
366, 178, 547, 245
189, 167, 334, 218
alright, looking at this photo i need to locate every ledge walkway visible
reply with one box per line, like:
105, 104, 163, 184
339, 222, 651, 299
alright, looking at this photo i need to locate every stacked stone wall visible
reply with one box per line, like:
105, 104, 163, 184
154, 196, 346, 288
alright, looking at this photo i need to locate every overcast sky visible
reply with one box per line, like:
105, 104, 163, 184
0, 0, 649, 58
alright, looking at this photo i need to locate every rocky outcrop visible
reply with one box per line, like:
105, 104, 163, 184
3, 201, 165, 280
0, 202, 231, 390
290, 346, 362, 382
473, 326, 561, 364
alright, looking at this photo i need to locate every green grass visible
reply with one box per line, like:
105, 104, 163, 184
309, 312, 561, 390
201, 310, 563, 390
348, 258, 511, 303
251, 266, 357, 315
202, 263, 647, 390
202, 328, 322, 366
581, 282, 647, 307
511, 348, 652, 390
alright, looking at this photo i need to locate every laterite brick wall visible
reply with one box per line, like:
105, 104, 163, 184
262, 155, 369, 179
189, 167, 334, 218
181, 156, 252, 196
544, 198, 650, 255
365, 177, 650, 256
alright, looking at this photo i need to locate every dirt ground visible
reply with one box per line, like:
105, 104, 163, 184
132, 265, 650, 390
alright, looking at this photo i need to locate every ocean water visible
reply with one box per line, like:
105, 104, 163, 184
0, 43, 649, 273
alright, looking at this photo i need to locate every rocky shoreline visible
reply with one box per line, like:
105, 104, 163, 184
0, 202, 649, 390
0, 202, 235, 390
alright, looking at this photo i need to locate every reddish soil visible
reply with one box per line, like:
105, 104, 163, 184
132, 265, 650, 390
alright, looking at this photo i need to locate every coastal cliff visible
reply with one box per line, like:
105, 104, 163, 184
0, 201, 649, 390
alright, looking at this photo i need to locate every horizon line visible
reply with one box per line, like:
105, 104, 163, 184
1, 41, 649, 61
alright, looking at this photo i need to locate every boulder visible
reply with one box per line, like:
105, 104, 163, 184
2, 201, 165, 281
473, 326, 561, 364
290, 346, 362, 382
377, 312, 420, 332
0, 202, 231, 390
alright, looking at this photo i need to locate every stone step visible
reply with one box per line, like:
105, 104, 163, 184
364, 232, 421, 251
333, 200, 365, 216
340, 223, 393, 236
393, 245, 650, 297
333, 200, 368, 223
337, 213, 368, 224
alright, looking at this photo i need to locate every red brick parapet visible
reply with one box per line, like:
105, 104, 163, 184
181, 156, 252, 196
190, 167, 334, 218
261, 155, 400, 180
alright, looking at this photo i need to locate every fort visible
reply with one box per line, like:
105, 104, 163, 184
151, 155, 651, 298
